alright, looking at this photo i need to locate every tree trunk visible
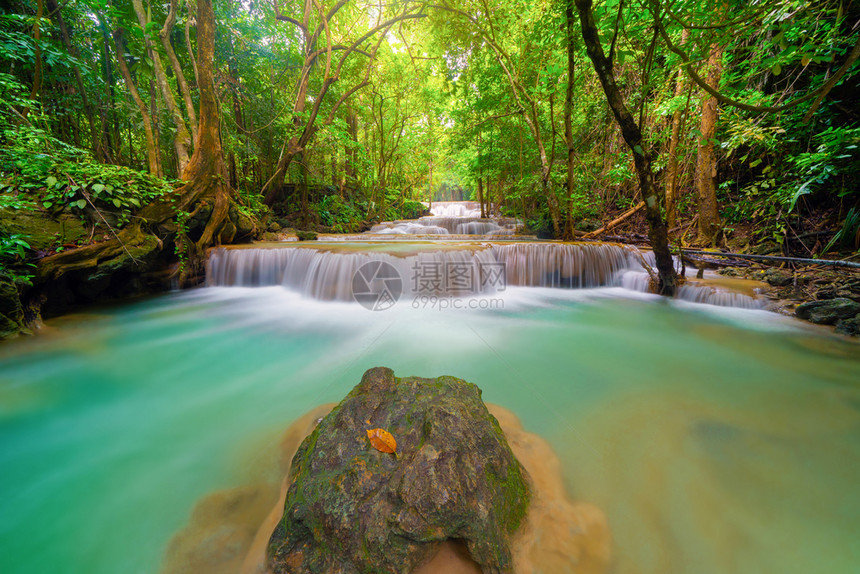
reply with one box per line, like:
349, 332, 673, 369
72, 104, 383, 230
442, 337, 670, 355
23, 0, 44, 117
98, 21, 117, 163
149, 80, 164, 178
145, 0, 243, 260
185, 0, 200, 85
130, 0, 192, 175
695, 43, 724, 245
159, 0, 198, 145
575, 0, 676, 295
331, 150, 338, 187
112, 31, 159, 176
544, 95, 562, 237
665, 29, 689, 230
564, 0, 576, 239
346, 107, 357, 183
176, 0, 231, 228
47, 0, 99, 153
427, 157, 433, 208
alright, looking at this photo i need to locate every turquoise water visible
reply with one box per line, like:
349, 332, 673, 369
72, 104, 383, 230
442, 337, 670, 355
1, 285, 858, 573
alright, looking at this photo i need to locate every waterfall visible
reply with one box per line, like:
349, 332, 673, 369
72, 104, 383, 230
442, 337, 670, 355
490, 243, 637, 288
429, 201, 482, 217
676, 284, 764, 309
371, 216, 522, 236
208, 246, 502, 299
371, 201, 522, 236
370, 222, 450, 235
207, 243, 637, 297
207, 242, 764, 308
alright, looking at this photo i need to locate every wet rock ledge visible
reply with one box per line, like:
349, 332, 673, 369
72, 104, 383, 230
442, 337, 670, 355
267, 367, 531, 574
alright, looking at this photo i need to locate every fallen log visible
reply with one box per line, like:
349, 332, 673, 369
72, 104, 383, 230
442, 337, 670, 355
603, 233, 650, 243
681, 253, 752, 268
582, 201, 645, 239
681, 250, 860, 269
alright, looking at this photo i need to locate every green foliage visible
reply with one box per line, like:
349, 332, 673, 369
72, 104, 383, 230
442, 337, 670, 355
397, 200, 427, 220
0, 125, 171, 226
0, 234, 34, 286
313, 195, 365, 233
823, 208, 860, 254
785, 126, 860, 212
569, 188, 601, 221
173, 209, 190, 275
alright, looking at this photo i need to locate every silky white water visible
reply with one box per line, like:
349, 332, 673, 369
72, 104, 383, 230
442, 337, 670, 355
0, 256, 858, 574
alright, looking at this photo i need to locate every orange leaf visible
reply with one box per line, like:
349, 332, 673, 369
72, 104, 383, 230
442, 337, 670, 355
366, 428, 397, 454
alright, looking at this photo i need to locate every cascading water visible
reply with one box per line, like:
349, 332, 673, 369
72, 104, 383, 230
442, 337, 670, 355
428, 201, 482, 217
207, 245, 502, 298
207, 242, 764, 308
206, 243, 640, 294
370, 201, 522, 236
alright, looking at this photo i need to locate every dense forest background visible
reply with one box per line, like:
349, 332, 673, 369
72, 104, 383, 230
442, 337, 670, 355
1, 0, 858, 298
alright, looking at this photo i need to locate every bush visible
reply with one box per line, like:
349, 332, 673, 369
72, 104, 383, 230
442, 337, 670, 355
313, 195, 364, 233
0, 125, 172, 227
397, 199, 427, 220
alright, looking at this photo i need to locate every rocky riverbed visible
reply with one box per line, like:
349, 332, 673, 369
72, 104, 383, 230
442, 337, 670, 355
719, 265, 860, 336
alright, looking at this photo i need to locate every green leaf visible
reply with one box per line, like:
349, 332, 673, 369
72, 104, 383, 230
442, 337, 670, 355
42, 201, 52, 208
45, 175, 57, 187
92, 183, 105, 193
74, 199, 87, 209
112, 198, 121, 208
772, 64, 782, 75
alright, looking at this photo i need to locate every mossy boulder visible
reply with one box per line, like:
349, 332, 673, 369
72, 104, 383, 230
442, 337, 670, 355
268, 367, 530, 574
795, 298, 860, 325
296, 230, 318, 241
763, 268, 793, 287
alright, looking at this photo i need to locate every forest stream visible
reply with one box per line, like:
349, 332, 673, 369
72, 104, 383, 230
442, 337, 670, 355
1, 223, 859, 573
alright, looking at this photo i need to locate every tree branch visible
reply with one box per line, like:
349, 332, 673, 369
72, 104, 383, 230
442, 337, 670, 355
649, 0, 858, 115
802, 34, 860, 123
272, 0, 308, 35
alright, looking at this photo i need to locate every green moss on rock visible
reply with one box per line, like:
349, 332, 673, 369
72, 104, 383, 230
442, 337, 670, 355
0, 278, 24, 339
0, 207, 89, 251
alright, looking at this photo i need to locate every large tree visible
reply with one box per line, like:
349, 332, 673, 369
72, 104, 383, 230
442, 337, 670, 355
574, 0, 676, 295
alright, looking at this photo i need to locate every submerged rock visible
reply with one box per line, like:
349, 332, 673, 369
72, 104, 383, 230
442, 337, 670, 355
836, 317, 860, 336
795, 298, 860, 325
267, 367, 531, 574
